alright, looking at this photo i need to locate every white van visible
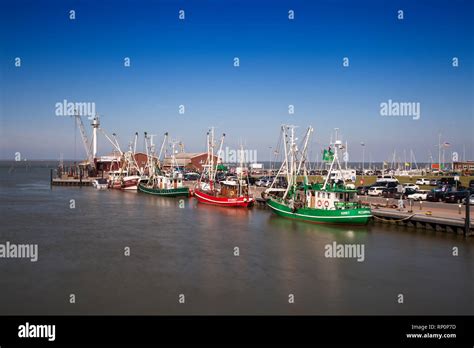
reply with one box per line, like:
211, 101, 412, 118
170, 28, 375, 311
330, 169, 357, 182
376, 175, 398, 183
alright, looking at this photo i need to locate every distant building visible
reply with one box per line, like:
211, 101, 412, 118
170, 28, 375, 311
93, 152, 157, 173
94, 154, 122, 172
163, 152, 219, 172
453, 161, 474, 175
133, 152, 159, 172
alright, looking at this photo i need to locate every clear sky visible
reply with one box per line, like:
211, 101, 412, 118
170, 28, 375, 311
1, 0, 473, 162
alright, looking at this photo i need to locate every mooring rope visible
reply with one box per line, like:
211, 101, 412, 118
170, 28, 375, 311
372, 213, 417, 222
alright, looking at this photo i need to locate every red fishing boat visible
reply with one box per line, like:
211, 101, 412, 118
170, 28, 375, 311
194, 181, 254, 207
194, 128, 254, 208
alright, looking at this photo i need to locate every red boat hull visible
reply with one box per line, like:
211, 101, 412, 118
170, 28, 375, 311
194, 189, 254, 207
108, 178, 139, 190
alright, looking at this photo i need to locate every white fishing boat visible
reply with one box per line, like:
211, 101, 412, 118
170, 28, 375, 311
92, 178, 108, 190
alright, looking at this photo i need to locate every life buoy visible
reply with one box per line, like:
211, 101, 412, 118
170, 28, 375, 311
324, 201, 330, 208
317, 200, 322, 207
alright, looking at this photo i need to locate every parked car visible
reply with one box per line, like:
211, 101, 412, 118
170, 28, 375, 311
356, 186, 371, 195
403, 183, 420, 191
462, 194, 474, 205
376, 175, 399, 183
270, 177, 287, 188
221, 176, 238, 183
394, 187, 418, 199
407, 190, 429, 201
248, 176, 258, 185
375, 181, 398, 188
439, 177, 456, 186
382, 186, 398, 198
184, 172, 200, 181
426, 186, 454, 202
426, 190, 444, 202
255, 176, 274, 187
443, 190, 470, 204
415, 178, 430, 186
255, 176, 267, 187
368, 186, 385, 196
429, 179, 440, 186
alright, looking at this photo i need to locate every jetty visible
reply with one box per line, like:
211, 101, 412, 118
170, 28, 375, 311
50, 168, 94, 186
371, 208, 472, 236
251, 186, 473, 236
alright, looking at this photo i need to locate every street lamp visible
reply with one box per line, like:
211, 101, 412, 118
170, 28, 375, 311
361, 142, 365, 176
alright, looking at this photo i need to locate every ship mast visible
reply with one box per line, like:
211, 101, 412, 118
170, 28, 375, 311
239, 143, 244, 197
283, 125, 296, 199
280, 125, 313, 199
214, 133, 225, 181
296, 126, 313, 185
322, 128, 344, 190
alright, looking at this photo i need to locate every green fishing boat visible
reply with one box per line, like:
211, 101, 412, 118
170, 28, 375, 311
266, 185, 371, 224
138, 133, 190, 198
138, 183, 189, 197
265, 125, 372, 225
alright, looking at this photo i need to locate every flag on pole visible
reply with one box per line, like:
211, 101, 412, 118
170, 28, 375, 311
323, 148, 334, 162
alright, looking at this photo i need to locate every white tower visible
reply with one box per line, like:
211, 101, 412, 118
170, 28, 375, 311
91, 115, 100, 158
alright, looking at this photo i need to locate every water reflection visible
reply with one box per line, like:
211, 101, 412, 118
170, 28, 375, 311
0, 166, 473, 315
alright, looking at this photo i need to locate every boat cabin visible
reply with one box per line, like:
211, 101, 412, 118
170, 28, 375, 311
304, 189, 357, 210
155, 174, 184, 189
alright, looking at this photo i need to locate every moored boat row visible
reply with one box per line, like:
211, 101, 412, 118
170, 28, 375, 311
91, 125, 371, 225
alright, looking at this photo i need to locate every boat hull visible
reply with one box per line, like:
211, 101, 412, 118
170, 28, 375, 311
108, 176, 141, 190
194, 189, 254, 207
138, 183, 190, 197
267, 197, 372, 225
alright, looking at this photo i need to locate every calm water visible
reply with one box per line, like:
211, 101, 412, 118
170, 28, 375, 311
0, 163, 473, 315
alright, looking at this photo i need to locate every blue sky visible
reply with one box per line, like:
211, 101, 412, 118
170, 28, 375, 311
1, 0, 473, 162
